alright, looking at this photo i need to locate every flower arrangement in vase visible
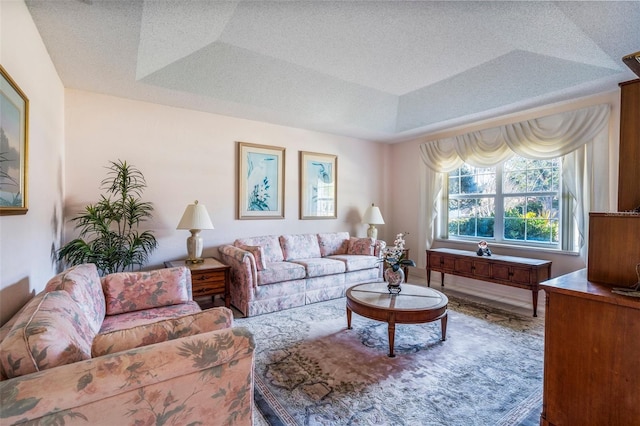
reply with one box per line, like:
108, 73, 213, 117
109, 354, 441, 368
382, 233, 416, 294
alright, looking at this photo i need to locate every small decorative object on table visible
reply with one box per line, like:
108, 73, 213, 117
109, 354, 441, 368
476, 240, 492, 256
382, 233, 416, 294
611, 263, 640, 298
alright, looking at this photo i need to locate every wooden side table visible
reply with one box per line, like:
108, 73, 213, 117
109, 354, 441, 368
401, 248, 409, 282
164, 258, 231, 309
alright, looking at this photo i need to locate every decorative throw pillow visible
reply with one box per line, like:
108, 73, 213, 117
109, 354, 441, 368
347, 237, 375, 256
101, 267, 191, 315
239, 245, 267, 271
235, 235, 284, 262
92, 307, 233, 356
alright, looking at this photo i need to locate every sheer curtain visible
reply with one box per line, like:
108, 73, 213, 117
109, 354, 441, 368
418, 104, 610, 265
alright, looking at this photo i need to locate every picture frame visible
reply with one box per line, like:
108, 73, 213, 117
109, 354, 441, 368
237, 142, 285, 219
299, 151, 337, 219
0, 65, 29, 215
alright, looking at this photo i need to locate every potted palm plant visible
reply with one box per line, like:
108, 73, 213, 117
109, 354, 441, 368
57, 160, 158, 276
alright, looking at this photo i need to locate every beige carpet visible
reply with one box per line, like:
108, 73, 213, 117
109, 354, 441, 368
240, 283, 545, 425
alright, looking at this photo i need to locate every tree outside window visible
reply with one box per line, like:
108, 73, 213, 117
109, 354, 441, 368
447, 156, 561, 247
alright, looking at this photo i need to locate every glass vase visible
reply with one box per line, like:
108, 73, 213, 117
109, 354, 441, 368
384, 267, 404, 294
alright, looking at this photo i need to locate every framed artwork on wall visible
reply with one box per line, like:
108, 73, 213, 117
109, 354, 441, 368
0, 65, 29, 215
237, 142, 285, 219
299, 151, 337, 219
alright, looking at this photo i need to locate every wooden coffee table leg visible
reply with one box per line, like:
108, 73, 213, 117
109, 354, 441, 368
388, 321, 396, 357
346, 306, 352, 329
441, 312, 448, 341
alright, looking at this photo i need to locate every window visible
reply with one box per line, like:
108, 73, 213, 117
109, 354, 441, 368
446, 155, 563, 248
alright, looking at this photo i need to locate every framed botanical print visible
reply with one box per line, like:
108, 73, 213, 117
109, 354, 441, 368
299, 151, 337, 219
0, 65, 29, 215
237, 142, 285, 219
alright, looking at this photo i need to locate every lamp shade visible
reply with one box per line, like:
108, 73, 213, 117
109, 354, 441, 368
362, 204, 385, 225
177, 200, 214, 230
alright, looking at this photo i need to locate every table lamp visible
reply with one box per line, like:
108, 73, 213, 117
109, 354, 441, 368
177, 200, 214, 264
362, 203, 384, 240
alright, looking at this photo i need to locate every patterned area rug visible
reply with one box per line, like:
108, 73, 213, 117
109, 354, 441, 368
238, 292, 544, 426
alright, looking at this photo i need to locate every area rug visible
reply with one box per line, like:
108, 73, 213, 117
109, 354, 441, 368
237, 292, 544, 426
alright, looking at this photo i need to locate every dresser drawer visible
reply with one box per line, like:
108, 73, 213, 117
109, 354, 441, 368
191, 272, 225, 293
193, 282, 224, 296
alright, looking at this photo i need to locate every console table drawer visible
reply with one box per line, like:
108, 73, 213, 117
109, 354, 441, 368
429, 252, 456, 272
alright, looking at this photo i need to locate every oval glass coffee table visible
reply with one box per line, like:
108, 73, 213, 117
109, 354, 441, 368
346, 282, 448, 357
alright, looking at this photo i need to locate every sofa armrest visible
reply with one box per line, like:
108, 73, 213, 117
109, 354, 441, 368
374, 240, 387, 278
219, 244, 258, 317
1, 327, 255, 425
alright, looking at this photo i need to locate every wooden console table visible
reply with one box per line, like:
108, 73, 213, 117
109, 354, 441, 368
426, 248, 551, 316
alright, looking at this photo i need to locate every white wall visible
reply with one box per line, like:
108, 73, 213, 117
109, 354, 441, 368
64, 90, 388, 269
387, 90, 622, 307
0, 0, 627, 324
0, 1, 66, 325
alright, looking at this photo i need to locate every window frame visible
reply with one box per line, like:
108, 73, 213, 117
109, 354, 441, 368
443, 156, 570, 251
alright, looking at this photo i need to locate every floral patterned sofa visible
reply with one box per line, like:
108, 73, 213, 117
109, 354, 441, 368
0, 263, 255, 425
219, 232, 386, 317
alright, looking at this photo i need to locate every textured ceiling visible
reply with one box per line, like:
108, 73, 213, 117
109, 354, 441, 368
25, 1, 640, 142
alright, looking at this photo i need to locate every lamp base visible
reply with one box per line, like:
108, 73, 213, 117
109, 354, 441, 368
186, 230, 204, 264
367, 225, 378, 240
185, 258, 205, 265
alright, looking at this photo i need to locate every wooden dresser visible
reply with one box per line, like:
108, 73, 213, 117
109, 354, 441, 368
587, 212, 640, 287
540, 269, 640, 425
426, 248, 551, 316
618, 79, 640, 211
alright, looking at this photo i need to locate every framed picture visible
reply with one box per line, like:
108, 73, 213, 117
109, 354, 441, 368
300, 151, 337, 219
237, 142, 285, 219
0, 65, 29, 215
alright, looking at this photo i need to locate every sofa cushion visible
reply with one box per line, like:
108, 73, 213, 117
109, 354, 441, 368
290, 258, 346, 278
257, 262, 306, 286
239, 245, 267, 271
235, 235, 284, 263
279, 234, 321, 260
0, 291, 94, 378
317, 232, 350, 257
44, 263, 106, 335
101, 267, 191, 315
99, 301, 202, 334
328, 254, 380, 272
348, 237, 375, 255
92, 307, 233, 356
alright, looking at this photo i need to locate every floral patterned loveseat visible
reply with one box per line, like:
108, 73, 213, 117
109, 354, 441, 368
219, 232, 386, 317
0, 263, 255, 425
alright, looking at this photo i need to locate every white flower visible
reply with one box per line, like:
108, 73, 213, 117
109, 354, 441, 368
382, 232, 412, 268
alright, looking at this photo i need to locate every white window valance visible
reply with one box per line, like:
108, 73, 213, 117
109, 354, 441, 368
420, 104, 610, 170
417, 103, 610, 264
